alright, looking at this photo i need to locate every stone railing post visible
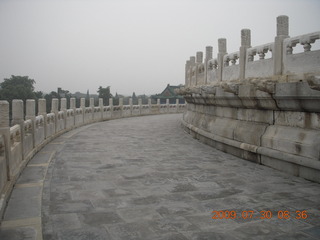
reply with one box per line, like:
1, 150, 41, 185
12, 100, 25, 159
70, 98, 76, 110
12, 100, 24, 126
119, 98, 123, 117
274, 15, 289, 75
239, 29, 251, 80
38, 99, 47, 138
26, 99, 36, 148
51, 98, 59, 133
217, 38, 227, 81
26, 99, 36, 120
166, 99, 170, 113
80, 98, 86, 109
189, 56, 196, 86
129, 98, 133, 114
60, 98, 66, 110
0, 101, 11, 180
176, 99, 180, 113
51, 98, 59, 113
148, 98, 152, 113
119, 98, 123, 107
60, 98, 67, 130
196, 51, 203, 85
109, 98, 113, 118
70, 98, 76, 126
205, 46, 213, 84
185, 59, 191, 86
80, 98, 85, 123
89, 98, 94, 107
99, 98, 103, 120
90, 98, 94, 121
157, 99, 161, 113
196, 52, 203, 64
60, 98, 67, 111
138, 98, 142, 115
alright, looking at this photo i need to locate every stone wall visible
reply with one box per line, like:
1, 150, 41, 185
179, 15, 320, 183
0, 97, 185, 218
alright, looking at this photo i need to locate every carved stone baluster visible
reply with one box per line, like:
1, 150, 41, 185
213, 60, 218, 69
286, 45, 292, 54
259, 52, 265, 60
303, 42, 311, 52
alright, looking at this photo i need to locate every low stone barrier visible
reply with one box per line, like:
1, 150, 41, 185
0, 97, 185, 220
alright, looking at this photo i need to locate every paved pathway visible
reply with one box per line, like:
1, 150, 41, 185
0, 114, 320, 240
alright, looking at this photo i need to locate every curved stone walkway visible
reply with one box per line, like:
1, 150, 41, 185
1, 114, 320, 240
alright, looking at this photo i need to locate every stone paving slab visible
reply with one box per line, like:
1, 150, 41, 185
0, 142, 61, 239
0, 226, 37, 240
1, 114, 320, 240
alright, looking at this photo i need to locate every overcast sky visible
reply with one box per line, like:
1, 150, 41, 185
0, 0, 319, 96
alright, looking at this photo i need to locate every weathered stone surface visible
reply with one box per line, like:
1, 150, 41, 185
0, 227, 37, 240
4, 186, 41, 220
274, 82, 320, 112
234, 121, 268, 146
1, 114, 320, 239
182, 15, 320, 183
261, 125, 320, 159
275, 111, 320, 130
237, 108, 273, 124
181, 80, 320, 183
42, 115, 320, 238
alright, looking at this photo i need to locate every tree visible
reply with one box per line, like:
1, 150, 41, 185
0, 75, 43, 120
85, 89, 90, 106
0, 75, 38, 101
34, 91, 44, 99
97, 86, 111, 105
132, 92, 138, 105
113, 92, 119, 105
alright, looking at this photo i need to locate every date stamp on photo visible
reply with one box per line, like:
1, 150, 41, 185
212, 210, 308, 220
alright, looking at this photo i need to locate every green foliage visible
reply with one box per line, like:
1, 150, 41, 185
113, 92, 119, 105
85, 89, 90, 106
0, 75, 40, 101
35, 91, 44, 99
0, 75, 43, 120
97, 86, 112, 105
132, 92, 138, 104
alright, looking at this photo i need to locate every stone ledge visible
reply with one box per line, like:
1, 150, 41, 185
181, 116, 320, 183
179, 81, 320, 112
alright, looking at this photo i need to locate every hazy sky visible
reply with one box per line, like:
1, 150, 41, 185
0, 0, 319, 96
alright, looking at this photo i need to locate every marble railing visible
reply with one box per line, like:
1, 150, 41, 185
180, 15, 320, 184
0, 97, 185, 218
185, 16, 320, 85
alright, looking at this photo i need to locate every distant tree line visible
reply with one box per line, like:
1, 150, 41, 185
0, 76, 152, 118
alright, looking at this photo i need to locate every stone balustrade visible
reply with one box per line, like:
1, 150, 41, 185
180, 15, 320, 184
246, 42, 274, 78
222, 51, 240, 81
185, 16, 320, 85
283, 32, 320, 78
0, 97, 185, 217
